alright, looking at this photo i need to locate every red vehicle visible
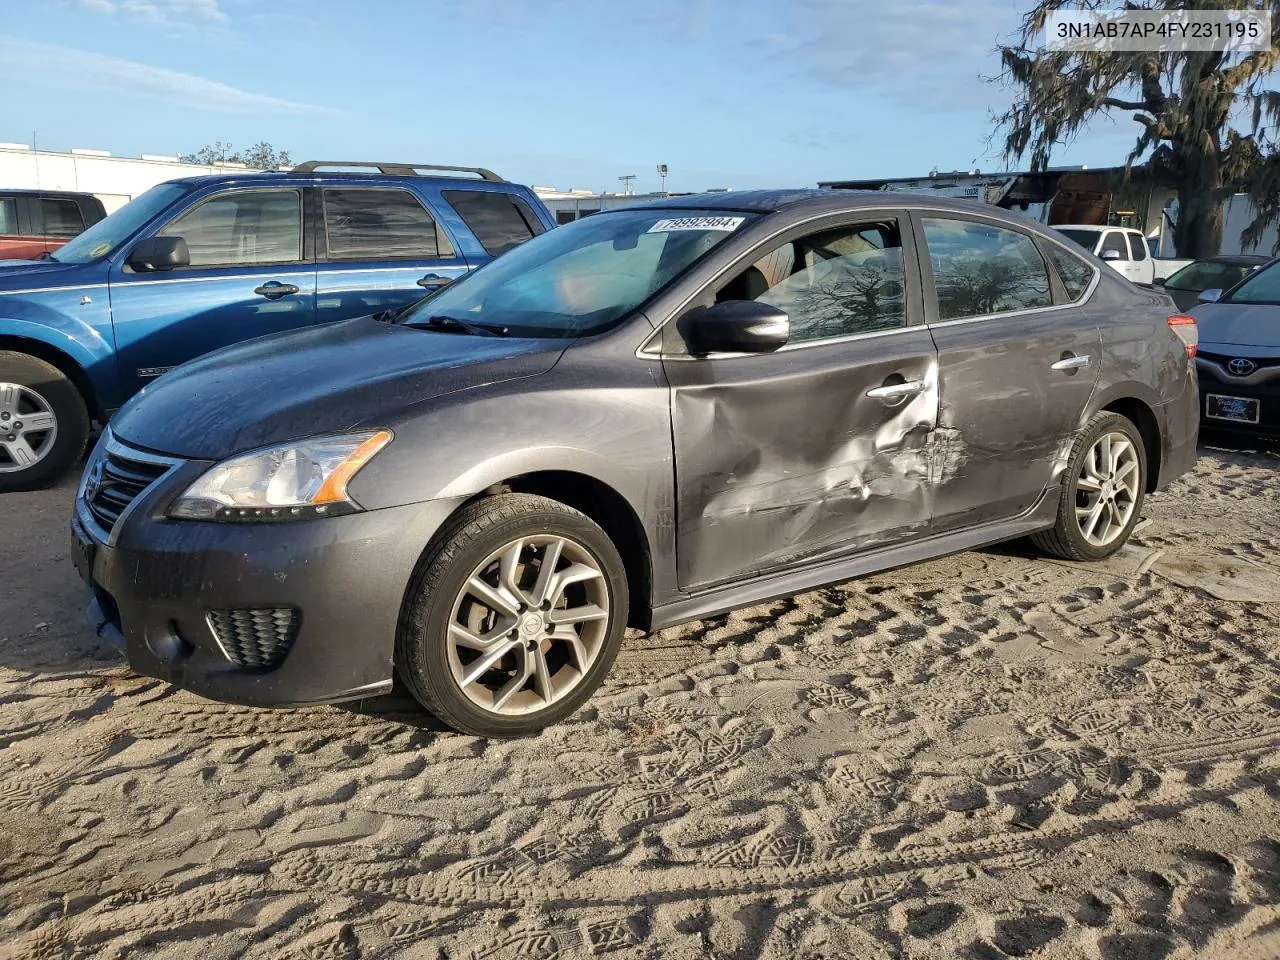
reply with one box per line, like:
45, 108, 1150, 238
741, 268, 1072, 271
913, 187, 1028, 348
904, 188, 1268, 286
0, 190, 107, 260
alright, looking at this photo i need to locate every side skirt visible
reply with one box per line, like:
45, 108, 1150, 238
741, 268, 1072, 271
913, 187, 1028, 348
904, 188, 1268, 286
648, 486, 1060, 631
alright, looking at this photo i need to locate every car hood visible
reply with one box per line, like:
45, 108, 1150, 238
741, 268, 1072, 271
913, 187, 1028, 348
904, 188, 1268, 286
1192, 301, 1280, 354
110, 315, 567, 460
0, 258, 75, 282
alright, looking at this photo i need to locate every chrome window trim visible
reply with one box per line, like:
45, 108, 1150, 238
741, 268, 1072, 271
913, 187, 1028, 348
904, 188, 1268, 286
651, 321, 925, 361
76, 428, 184, 547
2, 283, 110, 296
315, 264, 469, 276
114, 269, 315, 287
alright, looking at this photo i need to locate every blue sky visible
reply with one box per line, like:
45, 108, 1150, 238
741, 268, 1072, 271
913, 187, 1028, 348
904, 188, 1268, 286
0, 0, 1143, 194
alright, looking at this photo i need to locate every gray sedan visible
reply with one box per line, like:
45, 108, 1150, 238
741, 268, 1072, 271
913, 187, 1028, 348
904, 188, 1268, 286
72, 189, 1199, 737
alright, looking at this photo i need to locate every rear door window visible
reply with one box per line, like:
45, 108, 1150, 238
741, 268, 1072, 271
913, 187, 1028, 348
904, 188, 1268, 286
443, 190, 546, 256
322, 188, 454, 260
1100, 231, 1130, 260
1127, 232, 1147, 261
38, 198, 87, 237
0, 198, 16, 234
921, 217, 1052, 320
159, 189, 303, 266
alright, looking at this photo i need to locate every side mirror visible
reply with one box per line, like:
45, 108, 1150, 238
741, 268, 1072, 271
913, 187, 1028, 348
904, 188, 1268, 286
128, 236, 190, 272
1198, 288, 1223, 304
679, 300, 789, 355
1152, 276, 1166, 287
1100, 249, 1122, 261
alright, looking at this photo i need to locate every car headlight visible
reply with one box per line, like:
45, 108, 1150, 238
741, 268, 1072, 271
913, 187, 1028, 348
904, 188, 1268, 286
168, 430, 392, 522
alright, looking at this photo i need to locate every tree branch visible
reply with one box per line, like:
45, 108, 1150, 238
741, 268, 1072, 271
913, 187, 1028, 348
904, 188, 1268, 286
1102, 98, 1151, 112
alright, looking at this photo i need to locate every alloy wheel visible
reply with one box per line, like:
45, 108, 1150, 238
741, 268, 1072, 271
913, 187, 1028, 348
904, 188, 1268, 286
1074, 431, 1141, 548
0, 382, 58, 474
447, 535, 610, 716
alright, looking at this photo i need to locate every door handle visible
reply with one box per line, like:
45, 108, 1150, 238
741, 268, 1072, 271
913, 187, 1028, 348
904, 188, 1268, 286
866, 380, 926, 401
417, 273, 454, 288
254, 282, 300, 299
1051, 354, 1091, 371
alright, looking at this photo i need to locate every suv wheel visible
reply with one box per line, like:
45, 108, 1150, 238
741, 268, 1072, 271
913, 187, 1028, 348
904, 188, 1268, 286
1032, 411, 1147, 561
397, 493, 629, 737
0, 352, 90, 492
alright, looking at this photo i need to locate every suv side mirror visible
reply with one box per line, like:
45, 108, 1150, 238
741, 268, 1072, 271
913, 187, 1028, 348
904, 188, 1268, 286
1100, 249, 1122, 261
129, 236, 190, 272
1198, 288, 1223, 304
680, 300, 789, 355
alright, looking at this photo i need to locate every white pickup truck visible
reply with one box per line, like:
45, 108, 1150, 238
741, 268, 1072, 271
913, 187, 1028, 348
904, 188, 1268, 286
1053, 225, 1192, 285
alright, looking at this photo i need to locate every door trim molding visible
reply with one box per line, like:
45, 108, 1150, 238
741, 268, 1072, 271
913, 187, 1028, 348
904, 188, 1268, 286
649, 485, 1059, 631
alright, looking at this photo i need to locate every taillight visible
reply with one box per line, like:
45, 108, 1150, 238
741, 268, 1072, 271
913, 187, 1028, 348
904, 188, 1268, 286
1168, 314, 1198, 357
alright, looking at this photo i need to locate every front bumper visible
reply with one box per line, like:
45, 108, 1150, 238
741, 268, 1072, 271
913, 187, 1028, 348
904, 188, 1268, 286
72, 473, 463, 707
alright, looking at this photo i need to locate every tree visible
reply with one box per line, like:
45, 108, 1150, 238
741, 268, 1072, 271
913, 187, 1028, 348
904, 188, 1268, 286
180, 141, 292, 170
993, 2, 1280, 258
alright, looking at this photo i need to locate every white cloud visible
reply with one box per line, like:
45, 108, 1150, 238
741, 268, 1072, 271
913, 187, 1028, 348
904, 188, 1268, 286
740, 0, 1010, 107
0, 36, 325, 114
74, 0, 228, 23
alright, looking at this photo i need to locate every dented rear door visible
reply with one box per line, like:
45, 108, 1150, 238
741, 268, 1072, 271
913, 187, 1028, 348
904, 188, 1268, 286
913, 212, 1102, 533
664, 211, 941, 592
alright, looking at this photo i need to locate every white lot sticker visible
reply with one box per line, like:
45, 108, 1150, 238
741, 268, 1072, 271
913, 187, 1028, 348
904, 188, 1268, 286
647, 216, 745, 233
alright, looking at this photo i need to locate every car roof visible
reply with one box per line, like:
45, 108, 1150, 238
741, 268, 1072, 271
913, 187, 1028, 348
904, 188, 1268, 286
1052, 223, 1137, 232
1205, 254, 1271, 264
627, 188, 1064, 223
0, 188, 97, 199
157, 172, 522, 190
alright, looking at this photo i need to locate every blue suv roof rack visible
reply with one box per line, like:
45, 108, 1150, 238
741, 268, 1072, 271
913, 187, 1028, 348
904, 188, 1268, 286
291, 160, 504, 182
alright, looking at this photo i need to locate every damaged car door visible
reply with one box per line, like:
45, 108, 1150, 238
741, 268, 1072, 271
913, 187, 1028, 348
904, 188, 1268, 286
915, 214, 1102, 532
664, 214, 941, 591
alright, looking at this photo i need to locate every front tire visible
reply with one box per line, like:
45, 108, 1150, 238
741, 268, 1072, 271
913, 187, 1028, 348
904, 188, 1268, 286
1032, 412, 1147, 561
396, 493, 629, 737
0, 351, 90, 493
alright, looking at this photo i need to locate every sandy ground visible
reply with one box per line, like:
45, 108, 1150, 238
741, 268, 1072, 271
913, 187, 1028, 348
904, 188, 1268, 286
2, 440, 1280, 960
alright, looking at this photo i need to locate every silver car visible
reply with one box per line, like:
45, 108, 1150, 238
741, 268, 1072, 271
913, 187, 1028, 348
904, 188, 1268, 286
1191, 257, 1280, 438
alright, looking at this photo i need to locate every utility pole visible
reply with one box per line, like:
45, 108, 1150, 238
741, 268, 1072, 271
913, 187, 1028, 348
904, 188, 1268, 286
618, 174, 636, 196
656, 163, 668, 195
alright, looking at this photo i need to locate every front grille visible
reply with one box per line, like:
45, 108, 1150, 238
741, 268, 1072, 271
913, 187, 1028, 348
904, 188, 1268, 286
84, 436, 174, 536
208, 608, 301, 669
1199, 351, 1280, 373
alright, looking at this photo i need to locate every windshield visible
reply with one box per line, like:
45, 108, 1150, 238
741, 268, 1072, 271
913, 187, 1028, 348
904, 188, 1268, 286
1054, 228, 1102, 252
1223, 259, 1280, 304
399, 207, 756, 337
1165, 260, 1259, 292
52, 182, 190, 264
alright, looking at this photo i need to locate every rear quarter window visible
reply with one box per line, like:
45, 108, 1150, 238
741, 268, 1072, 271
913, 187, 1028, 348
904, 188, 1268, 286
443, 190, 546, 256
39, 198, 87, 237
1043, 242, 1097, 301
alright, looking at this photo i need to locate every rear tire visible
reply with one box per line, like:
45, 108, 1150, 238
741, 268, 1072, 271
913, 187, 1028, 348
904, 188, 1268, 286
0, 351, 90, 493
396, 493, 629, 737
1032, 412, 1147, 561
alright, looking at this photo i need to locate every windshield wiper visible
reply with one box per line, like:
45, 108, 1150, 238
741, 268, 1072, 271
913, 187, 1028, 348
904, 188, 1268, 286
412, 315, 509, 337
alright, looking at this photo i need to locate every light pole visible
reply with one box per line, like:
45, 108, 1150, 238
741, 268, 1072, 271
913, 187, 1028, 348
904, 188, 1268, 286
618, 174, 637, 196
656, 163, 668, 195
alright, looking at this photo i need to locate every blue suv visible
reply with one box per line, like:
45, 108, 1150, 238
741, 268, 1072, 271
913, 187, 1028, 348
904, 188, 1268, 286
0, 161, 554, 490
